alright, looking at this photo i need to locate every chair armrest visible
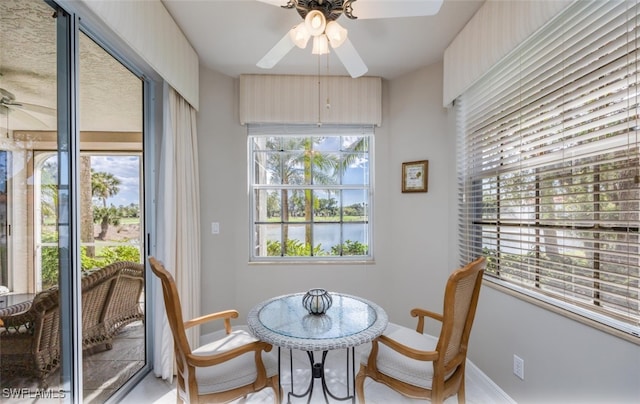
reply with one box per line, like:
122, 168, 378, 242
377, 334, 439, 362
410, 308, 443, 333
184, 309, 239, 334
186, 340, 272, 367
0, 310, 36, 333
0, 301, 32, 318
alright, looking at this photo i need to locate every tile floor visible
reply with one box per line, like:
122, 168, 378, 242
0, 321, 145, 404
122, 347, 514, 404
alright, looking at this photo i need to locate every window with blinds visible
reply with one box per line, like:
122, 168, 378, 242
457, 0, 639, 336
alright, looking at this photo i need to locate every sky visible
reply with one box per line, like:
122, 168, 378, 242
90, 155, 141, 207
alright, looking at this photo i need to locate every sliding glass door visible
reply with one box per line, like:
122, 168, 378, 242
0, 0, 66, 396
78, 30, 145, 402
0, 0, 148, 401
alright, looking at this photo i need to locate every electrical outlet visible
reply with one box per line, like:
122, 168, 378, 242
513, 354, 524, 380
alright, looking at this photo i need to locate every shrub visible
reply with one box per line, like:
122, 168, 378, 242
40, 244, 141, 290
266, 239, 325, 256
331, 240, 368, 256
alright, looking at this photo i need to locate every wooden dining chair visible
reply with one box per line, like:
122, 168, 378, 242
148, 257, 280, 403
355, 257, 486, 404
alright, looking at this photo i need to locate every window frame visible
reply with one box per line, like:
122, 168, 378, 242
248, 125, 374, 263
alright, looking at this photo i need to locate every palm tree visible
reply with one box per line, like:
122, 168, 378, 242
40, 159, 58, 225
93, 205, 121, 241
81, 156, 95, 256
91, 170, 121, 208
91, 170, 121, 241
265, 137, 339, 254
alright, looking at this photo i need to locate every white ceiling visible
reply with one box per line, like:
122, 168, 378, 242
162, 0, 484, 80
1, 0, 142, 132
0, 0, 484, 133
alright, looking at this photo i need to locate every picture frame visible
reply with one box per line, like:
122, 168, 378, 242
402, 160, 428, 193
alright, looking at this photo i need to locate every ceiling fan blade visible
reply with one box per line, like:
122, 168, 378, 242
349, 0, 443, 19
257, 32, 296, 69
14, 102, 56, 116
332, 38, 368, 78
255, 0, 289, 7
3, 105, 49, 129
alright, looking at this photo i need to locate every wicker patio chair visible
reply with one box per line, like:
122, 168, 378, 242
0, 261, 145, 388
0, 287, 60, 388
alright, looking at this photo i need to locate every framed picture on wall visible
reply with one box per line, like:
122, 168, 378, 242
402, 160, 428, 193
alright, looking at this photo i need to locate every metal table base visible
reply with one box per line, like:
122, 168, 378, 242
281, 348, 356, 404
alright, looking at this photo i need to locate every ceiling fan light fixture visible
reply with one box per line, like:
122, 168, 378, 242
305, 10, 326, 37
289, 23, 311, 48
312, 34, 329, 55
325, 21, 347, 48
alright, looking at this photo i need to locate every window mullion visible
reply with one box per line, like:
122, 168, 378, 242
249, 126, 373, 261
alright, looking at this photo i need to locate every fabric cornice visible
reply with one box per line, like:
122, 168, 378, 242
247, 123, 374, 136
443, 0, 574, 108
239, 75, 382, 126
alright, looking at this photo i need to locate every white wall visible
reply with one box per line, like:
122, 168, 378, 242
196, 63, 640, 402
196, 62, 452, 332
471, 286, 640, 403
382, 62, 454, 328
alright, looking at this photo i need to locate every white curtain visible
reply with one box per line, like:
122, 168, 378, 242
153, 82, 201, 380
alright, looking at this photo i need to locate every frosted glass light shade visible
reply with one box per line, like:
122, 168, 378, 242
305, 10, 326, 36
289, 23, 311, 48
325, 21, 347, 48
312, 34, 329, 55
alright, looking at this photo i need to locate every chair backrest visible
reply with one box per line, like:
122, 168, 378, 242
436, 257, 486, 371
81, 263, 121, 338
28, 287, 61, 359
102, 261, 145, 333
148, 257, 192, 360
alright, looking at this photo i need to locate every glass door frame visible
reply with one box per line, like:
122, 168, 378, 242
55, 5, 82, 399
52, 1, 158, 401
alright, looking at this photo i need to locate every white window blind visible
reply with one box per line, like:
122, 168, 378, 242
457, 0, 640, 336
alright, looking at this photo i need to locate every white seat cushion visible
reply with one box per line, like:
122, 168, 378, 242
192, 325, 278, 395
359, 322, 439, 389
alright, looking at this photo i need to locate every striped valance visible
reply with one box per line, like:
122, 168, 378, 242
239, 74, 382, 126
443, 0, 573, 107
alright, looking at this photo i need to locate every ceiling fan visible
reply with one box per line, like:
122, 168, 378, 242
0, 87, 55, 128
256, 0, 444, 78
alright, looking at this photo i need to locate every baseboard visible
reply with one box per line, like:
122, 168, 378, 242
466, 359, 516, 403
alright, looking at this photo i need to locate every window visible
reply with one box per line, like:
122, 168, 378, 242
249, 124, 373, 261
33, 152, 143, 291
457, 1, 639, 336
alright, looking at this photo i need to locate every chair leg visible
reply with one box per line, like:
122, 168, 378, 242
271, 375, 281, 404
355, 366, 367, 403
458, 379, 466, 404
